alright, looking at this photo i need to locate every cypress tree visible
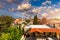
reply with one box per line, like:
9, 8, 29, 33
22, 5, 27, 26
33, 15, 38, 25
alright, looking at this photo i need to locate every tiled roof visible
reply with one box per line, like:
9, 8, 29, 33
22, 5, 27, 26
30, 28, 60, 34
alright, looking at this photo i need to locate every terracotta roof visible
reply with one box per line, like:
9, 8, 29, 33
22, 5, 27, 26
14, 18, 22, 24
30, 28, 60, 34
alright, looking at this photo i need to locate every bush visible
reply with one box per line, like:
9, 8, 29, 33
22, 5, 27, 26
0, 26, 23, 40
0, 33, 11, 40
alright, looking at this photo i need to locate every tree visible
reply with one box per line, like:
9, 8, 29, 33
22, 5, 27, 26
0, 15, 15, 31
33, 15, 38, 25
38, 18, 41, 25
25, 19, 30, 23
41, 17, 47, 25
0, 26, 23, 40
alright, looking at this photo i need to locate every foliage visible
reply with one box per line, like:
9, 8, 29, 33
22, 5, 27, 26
0, 33, 11, 40
38, 19, 41, 25
0, 15, 15, 27
25, 19, 30, 23
0, 15, 23, 40
0, 26, 23, 40
40, 17, 47, 25
33, 15, 39, 25
22, 22, 27, 25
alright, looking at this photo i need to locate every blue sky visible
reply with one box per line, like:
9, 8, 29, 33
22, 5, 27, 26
0, 0, 60, 18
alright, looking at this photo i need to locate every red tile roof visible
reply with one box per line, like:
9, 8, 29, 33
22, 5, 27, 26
14, 18, 22, 24
30, 28, 60, 34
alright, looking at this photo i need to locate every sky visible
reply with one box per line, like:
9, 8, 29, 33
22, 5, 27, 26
0, 0, 60, 18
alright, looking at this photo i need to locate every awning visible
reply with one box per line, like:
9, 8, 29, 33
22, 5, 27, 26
30, 28, 60, 34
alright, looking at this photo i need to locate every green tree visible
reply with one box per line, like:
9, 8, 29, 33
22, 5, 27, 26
0, 26, 23, 40
0, 15, 15, 32
33, 15, 38, 25
0, 15, 15, 27
25, 19, 30, 23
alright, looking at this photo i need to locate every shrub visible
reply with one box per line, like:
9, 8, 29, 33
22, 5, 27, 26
0, 26, 23, 40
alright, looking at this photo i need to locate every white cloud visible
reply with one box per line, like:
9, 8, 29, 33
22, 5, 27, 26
49, 10, 54, 14
42, 0, 51, 5
45, 1, 51, 4
42, 13, 48, 17
17, 5, 23, 10
47, 6, 52, 10
17, 3, 31, 11
32, 6, 50, 15
32, 8, 37, 13
54, 13, 60, 18
53, 4, 56, 7
31, 5, 60, 18
32, 7, 42, 15
15, 0, 60, 18
47, 8, 60, 18
54, 8, 60, 13
32, 6, 60, 18
48, 10, 55, 17
42, 2, 46, 5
